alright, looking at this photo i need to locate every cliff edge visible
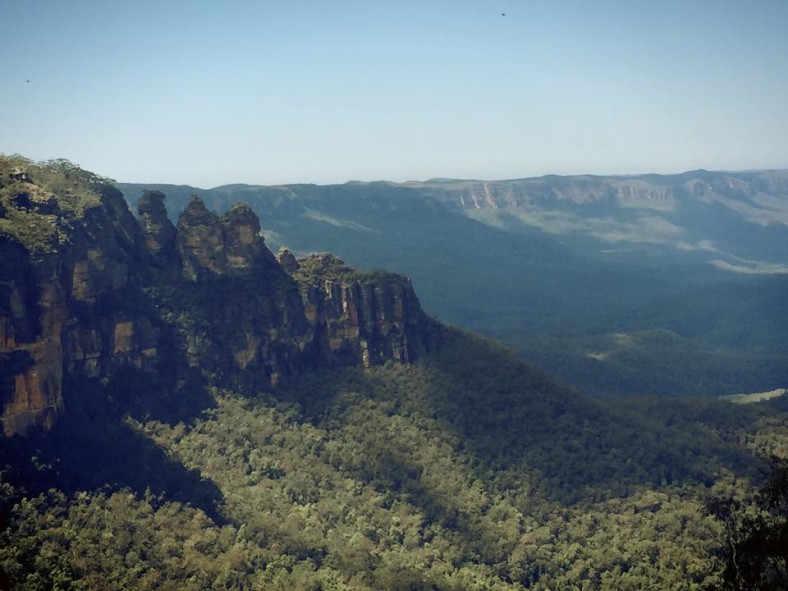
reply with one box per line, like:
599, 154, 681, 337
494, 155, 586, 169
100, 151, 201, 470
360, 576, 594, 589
0, 157, 438, 436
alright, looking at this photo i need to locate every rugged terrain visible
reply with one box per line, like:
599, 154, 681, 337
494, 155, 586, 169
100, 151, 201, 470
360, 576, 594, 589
1, 157, 787, 589
0, 157, 437, 436
118, 169, 788, 397
407, 170, 788, 271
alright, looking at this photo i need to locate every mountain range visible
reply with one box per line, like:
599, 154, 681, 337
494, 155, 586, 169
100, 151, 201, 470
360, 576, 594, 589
118, 168, 788, 397
2, 156, 788, 588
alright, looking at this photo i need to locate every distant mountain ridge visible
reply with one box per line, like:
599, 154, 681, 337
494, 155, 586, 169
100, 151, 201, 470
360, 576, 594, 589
120, 168, 788, 269
406, 169, 788, 268
117, 168, 788, 397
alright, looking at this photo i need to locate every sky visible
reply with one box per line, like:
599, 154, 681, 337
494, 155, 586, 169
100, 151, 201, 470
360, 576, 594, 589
1, 0, 787, 187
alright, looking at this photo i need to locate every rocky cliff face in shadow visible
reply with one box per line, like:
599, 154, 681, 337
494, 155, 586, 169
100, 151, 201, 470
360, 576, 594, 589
0, 241, 64, 436
0, 171, 438, 437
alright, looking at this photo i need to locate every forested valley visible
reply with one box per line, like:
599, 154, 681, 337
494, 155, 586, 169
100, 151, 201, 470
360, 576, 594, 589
1, 157, 787, 589
4, 0, 788, 587
2, 332, 788, 589
119, 171, 788, 400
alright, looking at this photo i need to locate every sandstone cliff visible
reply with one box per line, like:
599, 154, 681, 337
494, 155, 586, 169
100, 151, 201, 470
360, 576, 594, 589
294, 253, 431, 368
0, 159, 438, 436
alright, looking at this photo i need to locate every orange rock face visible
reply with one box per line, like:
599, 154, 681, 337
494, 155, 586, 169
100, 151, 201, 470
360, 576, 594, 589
1, 188, 438, 437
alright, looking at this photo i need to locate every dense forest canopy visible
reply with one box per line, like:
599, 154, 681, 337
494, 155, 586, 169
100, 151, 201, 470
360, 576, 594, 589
2, 331, 788, 589
3, 0, 788, 586
1, 157, 787, 589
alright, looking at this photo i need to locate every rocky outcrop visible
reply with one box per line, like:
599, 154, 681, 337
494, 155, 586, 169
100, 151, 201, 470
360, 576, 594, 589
221, 203, 276, 273
296, 254, 434, 368
177, 196, 228, 280
276, 247, 299, 275
176, 197, 280, 279
138, 190, 178, 263
0, 241, 64, 436
171, 198, 316, 391
1, 177, 439, 436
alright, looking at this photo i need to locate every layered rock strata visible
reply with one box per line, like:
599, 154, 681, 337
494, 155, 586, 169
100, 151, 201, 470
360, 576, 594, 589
1, 183, 437, 436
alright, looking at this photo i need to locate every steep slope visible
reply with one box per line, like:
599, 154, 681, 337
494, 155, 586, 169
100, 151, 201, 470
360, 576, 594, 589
118, 173, 788, 396
0, 157, 437, 437
0, 329, 776, 590
407, 169, 788, 269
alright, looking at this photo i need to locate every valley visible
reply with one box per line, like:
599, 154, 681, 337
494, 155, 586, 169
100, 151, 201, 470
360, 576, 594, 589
119, 169, 788, 398
3, 1, 787, 587
1, 156, 787, 589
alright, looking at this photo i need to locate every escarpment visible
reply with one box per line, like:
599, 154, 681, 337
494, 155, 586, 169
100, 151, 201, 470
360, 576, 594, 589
0, 240, 64, 436
294, 253, 432, 368
0, 168, 438, 437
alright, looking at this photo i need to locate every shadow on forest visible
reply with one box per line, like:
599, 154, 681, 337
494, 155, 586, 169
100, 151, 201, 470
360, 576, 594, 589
413, 331, 763, 500
0, 368, 224, 524
279, 328, 765, 552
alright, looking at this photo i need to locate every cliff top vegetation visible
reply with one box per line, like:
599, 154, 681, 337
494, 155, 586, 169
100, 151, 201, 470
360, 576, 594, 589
293, 252, 394, 288
0, 155, 112, 252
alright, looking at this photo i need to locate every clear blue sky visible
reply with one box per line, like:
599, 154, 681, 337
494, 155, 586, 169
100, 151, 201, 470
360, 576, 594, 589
2, 0, 787, 187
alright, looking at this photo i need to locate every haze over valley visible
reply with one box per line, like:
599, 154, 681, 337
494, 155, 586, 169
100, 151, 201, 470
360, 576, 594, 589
2, 0, 788, 588
119, 168, 788, 398
1, 155, 786, 587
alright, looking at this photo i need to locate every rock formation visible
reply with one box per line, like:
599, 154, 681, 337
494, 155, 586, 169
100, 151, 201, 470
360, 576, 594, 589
137, 190, 177, 262
276, 247, 299, 275
0, 166, 438, 436
295, 254, 430, 368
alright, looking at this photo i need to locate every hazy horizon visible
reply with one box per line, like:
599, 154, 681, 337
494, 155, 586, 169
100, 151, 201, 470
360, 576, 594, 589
2, 0, 787, 187
108, 165, 788, 192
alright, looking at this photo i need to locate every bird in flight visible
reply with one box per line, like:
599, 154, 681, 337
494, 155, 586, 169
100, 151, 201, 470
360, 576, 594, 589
501, 12, 506, 16
25, 79, 31, 83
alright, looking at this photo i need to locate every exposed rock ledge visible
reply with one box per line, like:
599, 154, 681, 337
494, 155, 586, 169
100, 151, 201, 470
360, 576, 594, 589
1, 183, 438, 437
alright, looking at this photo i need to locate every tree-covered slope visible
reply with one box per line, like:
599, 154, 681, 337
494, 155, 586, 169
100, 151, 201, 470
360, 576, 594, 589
514, 329, 788, 398
3, 329, 782, 589
2, 157, 786, 588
